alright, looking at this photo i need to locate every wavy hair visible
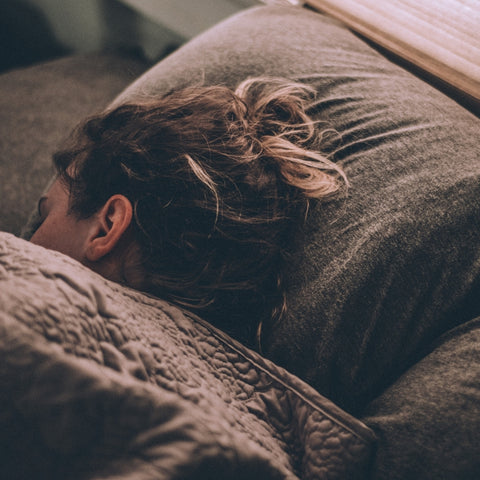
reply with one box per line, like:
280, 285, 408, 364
54, 77, 347, 346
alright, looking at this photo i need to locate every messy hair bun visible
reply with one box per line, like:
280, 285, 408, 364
54, 77, 347, 346
233, 77, 345, 198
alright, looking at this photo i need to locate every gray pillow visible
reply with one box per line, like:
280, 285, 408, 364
361, 317, 480, 479
14, 5, 480, 414
111, 5, 480, 415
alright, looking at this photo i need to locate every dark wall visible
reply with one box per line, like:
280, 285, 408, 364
0, 0, 69, 73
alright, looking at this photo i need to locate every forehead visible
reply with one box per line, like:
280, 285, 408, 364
49, 177, 68, 195
38, 178, 70, 211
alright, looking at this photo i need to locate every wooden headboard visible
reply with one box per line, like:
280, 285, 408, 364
305, 0, 480, 113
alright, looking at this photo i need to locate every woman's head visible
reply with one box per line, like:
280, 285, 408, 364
31, 78, 346, 344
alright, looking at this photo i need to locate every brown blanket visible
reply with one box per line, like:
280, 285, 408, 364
0, 232, 374, 480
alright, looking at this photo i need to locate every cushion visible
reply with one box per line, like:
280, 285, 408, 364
361, 317, 480, 479
110, 5, 480, 416
0, 232, 375, 480
0, 53, 147, 236
258, 6, 480, 414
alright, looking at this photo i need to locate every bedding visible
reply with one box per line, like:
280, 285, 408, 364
0, 232, 374, 479
108, 4, 480, 417
2, 4, 480, 479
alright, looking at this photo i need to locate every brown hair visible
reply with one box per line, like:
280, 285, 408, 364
54, 77, 347, 345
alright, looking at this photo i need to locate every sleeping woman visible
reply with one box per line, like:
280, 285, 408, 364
30, 77, 347, 348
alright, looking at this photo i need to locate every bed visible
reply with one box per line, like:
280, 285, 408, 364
1, 4, 479, 479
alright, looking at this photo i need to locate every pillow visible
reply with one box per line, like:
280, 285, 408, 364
109, 5, 480, 414
254, 7, 480, 414
0, 232, 375, 480
361, 317, 480, 479
16, 5, 480, 412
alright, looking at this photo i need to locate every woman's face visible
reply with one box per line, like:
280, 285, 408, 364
30, 179, 95, 262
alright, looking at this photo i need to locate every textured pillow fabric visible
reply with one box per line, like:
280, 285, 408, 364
0, 232, 375, 480
111, 5, 480, 416
0, 53, 147, 236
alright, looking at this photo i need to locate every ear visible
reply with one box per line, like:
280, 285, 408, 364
85, 195, 133, 262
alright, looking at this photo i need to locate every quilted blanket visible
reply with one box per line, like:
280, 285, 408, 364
0, 232, 374, 480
